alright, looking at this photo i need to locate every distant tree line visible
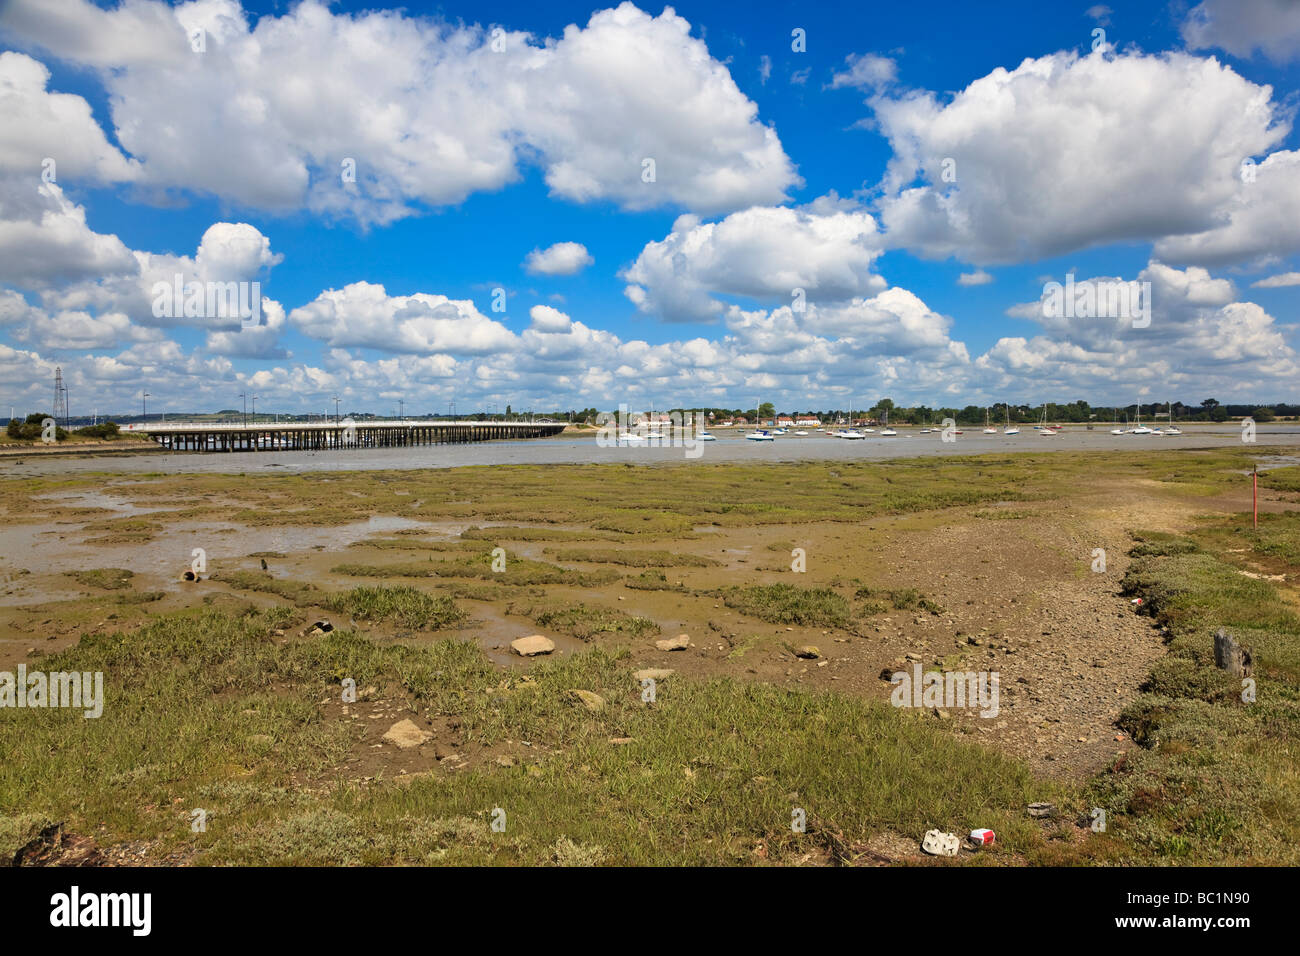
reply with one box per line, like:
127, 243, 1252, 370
651, 399, 1297, 425
6, 413, 120, 441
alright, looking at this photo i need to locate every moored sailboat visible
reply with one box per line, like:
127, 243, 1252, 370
1004, 404, 1020, 435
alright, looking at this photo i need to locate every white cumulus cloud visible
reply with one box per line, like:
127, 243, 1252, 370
870, 49, 1290, 265
1251, 272, 1300, 288
1181, 0, 1300, 63
0, 52, 140, 182
523, 242, 593, 276
0, 0, 799, 223
622, 197, 885, 322
528, 304, 573, 333
289, 282, 516, 355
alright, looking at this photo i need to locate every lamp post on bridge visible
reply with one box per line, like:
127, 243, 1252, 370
240, 392, 246, 427
142, 391, 150, 423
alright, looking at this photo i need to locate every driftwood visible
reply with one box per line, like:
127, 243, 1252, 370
1213, 628, 1253, 678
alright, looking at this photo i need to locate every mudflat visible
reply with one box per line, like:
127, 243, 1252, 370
1, 445, 1297, 865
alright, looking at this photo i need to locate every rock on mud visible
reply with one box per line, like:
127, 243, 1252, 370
382, 719, 432, 749
511, 635, 555, 656
655, 634, 692, 651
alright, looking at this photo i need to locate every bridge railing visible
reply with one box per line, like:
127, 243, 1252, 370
127, 420, 550, 432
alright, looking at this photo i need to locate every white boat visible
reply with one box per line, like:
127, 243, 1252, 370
1130, 406, 1152, 434
1164, 403, 1181, 435
1037, 403, 1059, 435
983, 407, 997, 434
1003, 404, 1020, 435
696, 431, 716, 441
836, 400, 863, 438
794, 430, 808, 436
879, 409, 897, 436
747, 400, 774, 440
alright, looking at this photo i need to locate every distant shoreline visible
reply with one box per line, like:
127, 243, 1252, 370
0, 440, 162, 459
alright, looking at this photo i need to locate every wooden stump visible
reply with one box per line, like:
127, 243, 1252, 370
1214, 628, 1253, 678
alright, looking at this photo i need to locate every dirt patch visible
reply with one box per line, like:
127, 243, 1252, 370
308, 685, 551, 788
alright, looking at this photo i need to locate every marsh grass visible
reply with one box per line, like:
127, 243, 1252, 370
1192, 510, 1300, 567
460, 526, 620, 542
1088, 521, 1300, 863
0, 605, 1047, 865
115, 590, 165, 605
217, 569, 320, 605
323, 586, 466, 630
719, 584, 854, 628
533, 604, 660, 640
546, 548, 718, 567
29, 447, 1287, 547
348, 538, 483, 552
79, 517, 162, 543
332, 553, 619, 588
855, 586, 945, 615
624, 570, 681, 591
68, 568, 134, 590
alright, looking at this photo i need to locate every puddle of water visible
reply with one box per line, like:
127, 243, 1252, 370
1238, 456, 1300, 474
469, 604, 586, 667
0, 515, 447, 606
30, 490, 181, 517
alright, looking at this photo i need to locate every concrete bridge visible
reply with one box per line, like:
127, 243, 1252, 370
124, 420, 567, 452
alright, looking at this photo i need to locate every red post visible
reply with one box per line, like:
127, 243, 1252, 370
1253, 466, 1258, 529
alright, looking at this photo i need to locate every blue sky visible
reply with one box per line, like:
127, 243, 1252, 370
1, 0, 1299, 417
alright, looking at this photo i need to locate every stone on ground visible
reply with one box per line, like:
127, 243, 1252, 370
382, 719, 431, 749
511, 634, 555, 656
